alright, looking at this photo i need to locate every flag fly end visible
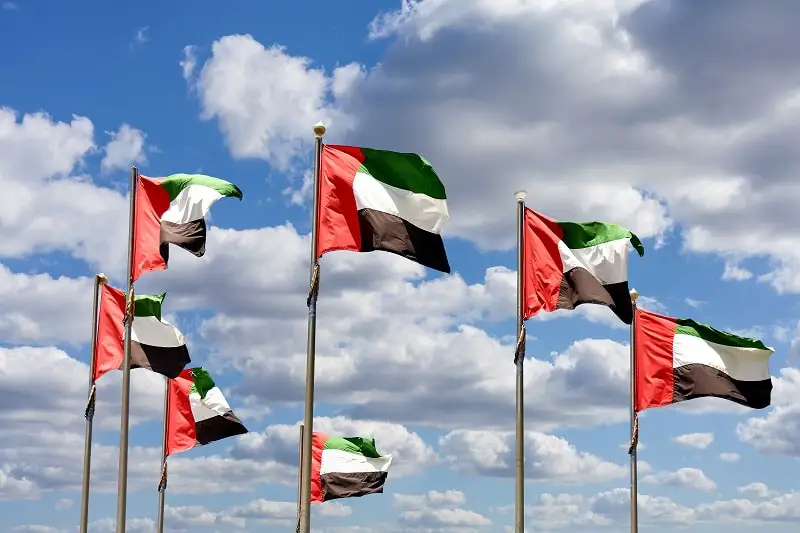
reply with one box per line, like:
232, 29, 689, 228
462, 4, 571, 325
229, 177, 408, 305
313, 122, 327, 137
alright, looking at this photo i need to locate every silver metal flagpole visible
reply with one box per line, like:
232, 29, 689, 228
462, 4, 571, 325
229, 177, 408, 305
156, 376, 170, 533
115, 165, 139, 533
298, 122, 326, 533
514, 190, 527, 532
79, 272, 107, 533
296, 423, 305, 531
629, 288, 639, 533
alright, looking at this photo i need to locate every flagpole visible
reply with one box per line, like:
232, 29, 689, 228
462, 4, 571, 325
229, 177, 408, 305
514, 190, 527, 533
156, 376, 170, 533
298, 122, 326, 533
115, 165, 139, 533
79, 273, 107, 533
629, 289, 639, 533
296, 423, 304, 530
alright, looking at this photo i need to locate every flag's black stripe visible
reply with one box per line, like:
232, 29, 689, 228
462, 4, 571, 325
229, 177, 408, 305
160, 218, 208, 265
194, 412, 248, 446
357, 208, 450, 274
130, 341, 191, 379
673, 363, 773, 409
320, 471, 388, 502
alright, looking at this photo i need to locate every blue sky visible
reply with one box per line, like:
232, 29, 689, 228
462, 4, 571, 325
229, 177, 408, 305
2, 1, 800, 532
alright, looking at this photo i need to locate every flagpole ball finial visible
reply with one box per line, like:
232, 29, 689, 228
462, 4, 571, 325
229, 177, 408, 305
313, 122, 327, 137
515, 190, 527, 201
630, 288, 639, 302
97, 273, 108, 283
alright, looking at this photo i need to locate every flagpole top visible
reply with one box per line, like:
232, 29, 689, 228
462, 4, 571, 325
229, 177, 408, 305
515, 190, 527, 201
630, 288, 639, 302
97, 273, 108, 283
313, 122, 327, 137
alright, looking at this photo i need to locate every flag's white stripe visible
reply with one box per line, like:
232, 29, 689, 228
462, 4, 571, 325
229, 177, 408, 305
352, 172, 450, 234
673, 333, 772, 382
161, 184, 225, 224
557, 238, 630, 285
319, 448, 393, 475
189, 386, 232, 423
131, 316, 185, 348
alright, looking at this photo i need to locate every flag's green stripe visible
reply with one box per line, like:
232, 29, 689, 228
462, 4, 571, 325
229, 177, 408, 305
188, 367, 216, 399
359, 148, 446, 200
675, 320, 772, 351
323, 436, 382, 458
159, 173, 243, 202
557, 221, 644, 256
133, 293, 165, 319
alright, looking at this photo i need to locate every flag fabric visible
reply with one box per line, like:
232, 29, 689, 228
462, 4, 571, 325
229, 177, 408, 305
132, 173, 242, 281
94, 285, 191, 379
317, 144, 451, 273
94, 283, 126, 381
634, 308, 774, 411
166, 367, 248, 456
522, 208, 644, 324
310, 432, 392, 503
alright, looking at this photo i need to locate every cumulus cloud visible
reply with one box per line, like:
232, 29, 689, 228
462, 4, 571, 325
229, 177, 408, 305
100, 123, 147, 172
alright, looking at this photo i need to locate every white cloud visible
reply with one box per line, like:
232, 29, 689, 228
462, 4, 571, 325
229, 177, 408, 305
684, 297, 704, 308
394, 490, 492, 529
439, 430, 627, 484
180, 45, 199, 82
641, 467, 717, 492
737, 482, 775, 499
719, 452, 741, 463
672, 432, 714, 450
100, 123, 147, 172
191, 35, 360, 169
53, 498, 73, 510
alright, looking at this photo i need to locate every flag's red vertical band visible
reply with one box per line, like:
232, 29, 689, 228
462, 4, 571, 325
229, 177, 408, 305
165, 369, 197, 456
634, 307, 678, 411
309, 432, 328, 503
93, 284, 126, 381
522, 208, 565, 320
131, 175, 171, 282
316, 145, 364, 258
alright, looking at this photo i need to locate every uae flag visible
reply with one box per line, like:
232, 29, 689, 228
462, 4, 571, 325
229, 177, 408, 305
132, 173, 242, 281
166, 367, 248, 456
317, 145, 451, 273
522, 208, 644, 324
634, 308, 774, 411
311, 433, 392, 503
94, 284, 191, 380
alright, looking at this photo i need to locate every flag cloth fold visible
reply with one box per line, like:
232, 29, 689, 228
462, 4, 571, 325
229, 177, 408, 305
132, 173, 242, 281
317, 144, 451, 273
310, 432, 392, 503
522, 208, 644, 324
94, 284, 191, 380
634, 307, 774, 411
166, 367, 248, 456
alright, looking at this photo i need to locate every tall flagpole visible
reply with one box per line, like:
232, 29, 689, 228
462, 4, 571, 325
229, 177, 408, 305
629, 289, 639, 533
298, 122, 326, 533
514, 190, 527, 532
115, 165, 138, 533
79, 273, 107, 533
295, 423, 305, 532
156, 376, 170, 533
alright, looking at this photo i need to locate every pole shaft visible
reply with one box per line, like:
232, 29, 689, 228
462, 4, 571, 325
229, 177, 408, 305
515, 197, 526, 532
630, 300, 639, 533
298, 130, 324, 533
296, 423, 305, 522
79, 274, 104, 533
156, 376, 170, 533
115, 166, 138, 533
